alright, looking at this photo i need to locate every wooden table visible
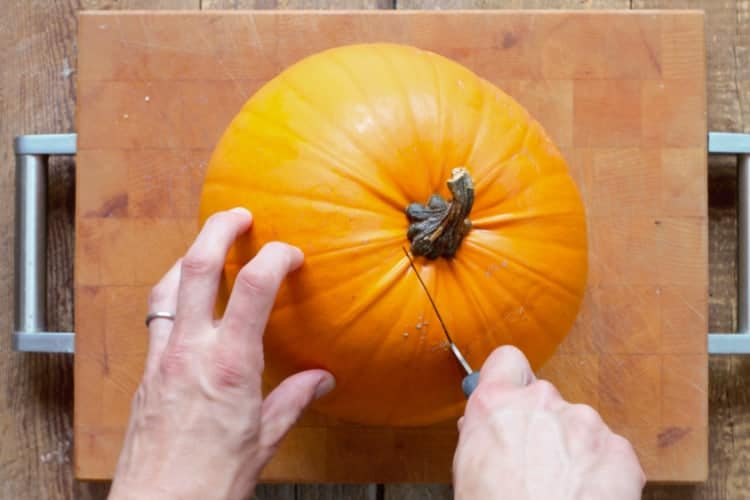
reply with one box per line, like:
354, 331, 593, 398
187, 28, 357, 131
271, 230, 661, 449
1, 1, 747, 499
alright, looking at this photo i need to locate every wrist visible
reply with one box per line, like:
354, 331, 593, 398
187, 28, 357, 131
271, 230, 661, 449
108, 469, 258, 500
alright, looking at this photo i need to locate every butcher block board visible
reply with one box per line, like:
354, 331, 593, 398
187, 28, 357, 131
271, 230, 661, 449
74, 10, 708, 482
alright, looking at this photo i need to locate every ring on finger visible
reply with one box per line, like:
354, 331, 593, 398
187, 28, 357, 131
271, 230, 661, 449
145, 311, 176, 327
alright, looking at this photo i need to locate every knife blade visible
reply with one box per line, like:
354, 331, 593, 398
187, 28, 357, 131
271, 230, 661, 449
402, 247, 480, 397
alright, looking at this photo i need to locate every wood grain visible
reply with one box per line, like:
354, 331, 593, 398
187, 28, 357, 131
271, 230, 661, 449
397, 0, 629, 9
638, 2, 750, 498
0, 1, 103, 498
204, 0, 394, 8
0, 2, 195, 500
74, 9, 708, 483
2, 2, 748, 500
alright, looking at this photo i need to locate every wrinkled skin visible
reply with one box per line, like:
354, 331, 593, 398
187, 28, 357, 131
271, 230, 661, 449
453, 346, 646, 500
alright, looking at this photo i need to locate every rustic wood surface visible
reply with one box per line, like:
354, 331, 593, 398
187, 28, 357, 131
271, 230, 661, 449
0, 2, 747, 500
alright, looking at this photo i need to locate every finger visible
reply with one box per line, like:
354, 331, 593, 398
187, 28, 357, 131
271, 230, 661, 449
478, 345, 536, 389
219, 241, 303, 356
144, 258, 182, 378
259, 370, 335, 453
465, 347, 538, 418
174, 208, 252, 331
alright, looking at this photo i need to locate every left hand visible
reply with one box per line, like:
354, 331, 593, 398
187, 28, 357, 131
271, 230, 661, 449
108, 208, 335, 500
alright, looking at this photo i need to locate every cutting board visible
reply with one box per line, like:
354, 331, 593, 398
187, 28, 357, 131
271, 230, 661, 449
74, 10, 708, 482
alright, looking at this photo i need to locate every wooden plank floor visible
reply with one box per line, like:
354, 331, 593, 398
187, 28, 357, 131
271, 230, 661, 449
1, 1, 747, 499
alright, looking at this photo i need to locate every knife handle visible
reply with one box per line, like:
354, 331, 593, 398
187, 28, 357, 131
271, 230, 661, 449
462, 371, 480, 397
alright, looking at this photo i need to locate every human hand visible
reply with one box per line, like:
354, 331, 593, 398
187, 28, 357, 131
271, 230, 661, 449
453, 346, 645, 500
108, 208, 335, 500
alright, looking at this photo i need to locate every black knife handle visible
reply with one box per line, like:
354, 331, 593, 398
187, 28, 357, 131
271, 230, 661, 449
462, 371, 480, 397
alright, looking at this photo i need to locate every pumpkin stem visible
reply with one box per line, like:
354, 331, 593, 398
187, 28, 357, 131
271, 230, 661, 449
405, 167, 474, 259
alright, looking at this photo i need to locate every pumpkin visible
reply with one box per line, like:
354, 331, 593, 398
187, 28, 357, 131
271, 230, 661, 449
198, 43, 587, 426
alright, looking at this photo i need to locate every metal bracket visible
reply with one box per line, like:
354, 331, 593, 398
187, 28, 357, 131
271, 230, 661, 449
13, 133, 77, 353
708, 132, 750, 354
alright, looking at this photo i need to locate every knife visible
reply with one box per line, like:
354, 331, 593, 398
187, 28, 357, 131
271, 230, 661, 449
402, 247, 480, 397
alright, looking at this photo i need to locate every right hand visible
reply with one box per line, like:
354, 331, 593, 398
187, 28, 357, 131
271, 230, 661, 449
453, 346, 645, 500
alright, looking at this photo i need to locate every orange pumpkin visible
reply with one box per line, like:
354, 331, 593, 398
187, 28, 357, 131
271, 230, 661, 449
198, 43, 587, 426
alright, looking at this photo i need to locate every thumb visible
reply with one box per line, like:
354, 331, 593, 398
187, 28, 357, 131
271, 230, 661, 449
259, 369, 335, 451
478, 345, 536, 389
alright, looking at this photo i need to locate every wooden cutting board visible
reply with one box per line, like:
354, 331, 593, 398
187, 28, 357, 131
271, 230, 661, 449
74, 10, 708, 482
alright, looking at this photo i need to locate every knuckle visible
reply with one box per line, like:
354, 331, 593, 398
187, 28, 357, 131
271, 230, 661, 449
610, 433, 637, 455
212, 348, 251, 388
529, 380, 560, 404
572, 404, 604, 428
237, 266, 277, 295
148, 284, 169, 307
471, 388, 495, 414
159, 343, 189, 380
469, 381, 514, 413
181, 253, 218, 277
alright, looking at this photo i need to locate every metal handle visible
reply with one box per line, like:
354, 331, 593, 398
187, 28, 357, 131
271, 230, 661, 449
13, 134, 76, 353
708, 132, 750, 354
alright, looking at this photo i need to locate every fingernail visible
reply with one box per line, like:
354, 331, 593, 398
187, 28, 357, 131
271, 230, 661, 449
291, 245, 305, 261
314, 375, 336, 399
230, 207, 251, 216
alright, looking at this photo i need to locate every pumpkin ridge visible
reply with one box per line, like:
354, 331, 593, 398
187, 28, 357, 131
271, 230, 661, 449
472, 172, 582, 222
472, 120, 532, 194
452, 255, 514, 349
371, 45, 430, 183
473, 209, 578, 228
336, 253, 411, 328
464, 236, 584, 299
472, 164, 564, 219
232, 241, 407, 316
239, 105, 406, 212
464, 253, 558, 354
464, 79, 492, 170
202, 179, 401, 221
352, 274, 432, 423
277, 72, 406, 212
425, 51, 449, 187
302, 234, 404, 262
468, 225, 586, 257
453, 71, 488, 173
325, 50, 417, 204
320, 261, 418, 412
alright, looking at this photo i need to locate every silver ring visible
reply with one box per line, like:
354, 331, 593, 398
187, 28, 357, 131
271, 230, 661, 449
145, 311, 176, 327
